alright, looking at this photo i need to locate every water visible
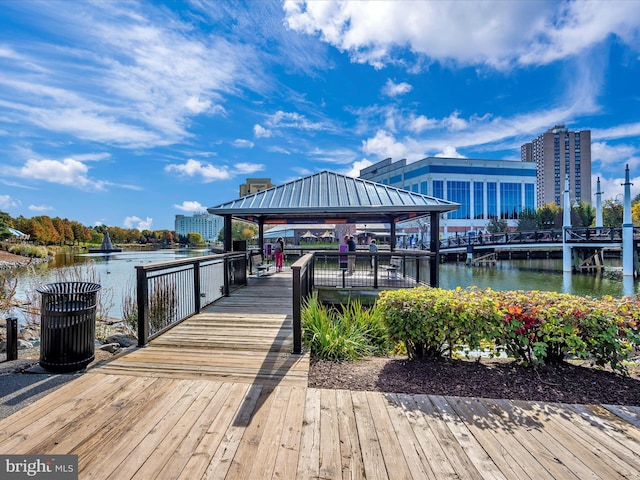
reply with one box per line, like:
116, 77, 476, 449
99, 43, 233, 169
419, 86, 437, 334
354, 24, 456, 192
6, 251, 637, 325
8, 249, 213, 324
438, 258, 637, 298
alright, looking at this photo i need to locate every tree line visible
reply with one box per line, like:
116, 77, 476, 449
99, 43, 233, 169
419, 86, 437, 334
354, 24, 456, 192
0, 211, 176, 246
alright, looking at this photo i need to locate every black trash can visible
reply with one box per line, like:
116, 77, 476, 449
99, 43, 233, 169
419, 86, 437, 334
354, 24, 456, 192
37, 282, 101, 373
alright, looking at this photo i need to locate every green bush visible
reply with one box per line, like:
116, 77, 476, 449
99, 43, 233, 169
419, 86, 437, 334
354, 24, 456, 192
377, 286, 639, 374
302, 294, 389, 361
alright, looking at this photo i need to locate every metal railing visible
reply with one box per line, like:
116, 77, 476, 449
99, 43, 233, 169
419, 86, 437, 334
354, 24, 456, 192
311, 251, 431, 289
136, 252, 247, 346
440, 227, 640, 250
291, 254, 314, 355
564, 227, 623, 243
291, 251, 432, 355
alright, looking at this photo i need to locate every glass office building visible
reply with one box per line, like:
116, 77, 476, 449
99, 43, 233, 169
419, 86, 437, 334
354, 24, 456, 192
359, 157, 537, 235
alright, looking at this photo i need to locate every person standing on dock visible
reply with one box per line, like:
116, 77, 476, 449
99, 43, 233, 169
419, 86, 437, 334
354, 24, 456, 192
274, 237, 284, 272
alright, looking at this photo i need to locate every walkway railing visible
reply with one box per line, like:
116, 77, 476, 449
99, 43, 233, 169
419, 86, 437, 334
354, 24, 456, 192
291, 254, 314, 355
136, 252, 247, 346
291, 251, 432, 355
440, 227, 638, 250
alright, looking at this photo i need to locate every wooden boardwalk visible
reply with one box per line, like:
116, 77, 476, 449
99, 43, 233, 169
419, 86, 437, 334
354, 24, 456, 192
1, 271, 640, 479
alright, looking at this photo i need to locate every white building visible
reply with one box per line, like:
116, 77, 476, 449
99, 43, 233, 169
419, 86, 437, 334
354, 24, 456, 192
360, 157, 537, 235
174, 213, 224, 242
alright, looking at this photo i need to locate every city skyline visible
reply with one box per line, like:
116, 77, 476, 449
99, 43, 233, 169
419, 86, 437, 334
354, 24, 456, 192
1, 1, 640, 230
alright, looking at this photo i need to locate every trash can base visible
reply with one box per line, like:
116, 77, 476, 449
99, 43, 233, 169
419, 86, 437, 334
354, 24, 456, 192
39, 355, 94, 373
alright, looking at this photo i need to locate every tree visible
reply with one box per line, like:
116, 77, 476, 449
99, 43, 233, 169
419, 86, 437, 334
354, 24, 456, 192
536, 203, 561, 230
516, 208, 537, 231
487, 218, 508, 233
187, 232, 204, 245
603, 199, 623, 227
571, 201, 595, 228
218, 220, 258, 241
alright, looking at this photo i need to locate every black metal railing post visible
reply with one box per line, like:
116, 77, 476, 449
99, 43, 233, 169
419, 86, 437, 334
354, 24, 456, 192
223, 255, 230, 297
136, 266, 149, 347
194, 262, 201, 313
6, 317, 17, 361
292, 265, 303, 354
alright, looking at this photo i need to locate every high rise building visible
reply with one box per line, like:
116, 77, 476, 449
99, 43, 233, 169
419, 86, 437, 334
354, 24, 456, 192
174, 213, 224, 242
521, 125, 591, 207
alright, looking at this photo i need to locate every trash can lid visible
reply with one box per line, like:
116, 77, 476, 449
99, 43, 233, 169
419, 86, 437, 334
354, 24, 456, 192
37, 282, 102, 295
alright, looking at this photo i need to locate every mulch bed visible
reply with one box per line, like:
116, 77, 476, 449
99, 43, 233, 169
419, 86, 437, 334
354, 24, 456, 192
308, 356, 640, 406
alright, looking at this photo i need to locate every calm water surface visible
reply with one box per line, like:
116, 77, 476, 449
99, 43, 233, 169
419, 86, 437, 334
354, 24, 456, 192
8, 251, 637, 324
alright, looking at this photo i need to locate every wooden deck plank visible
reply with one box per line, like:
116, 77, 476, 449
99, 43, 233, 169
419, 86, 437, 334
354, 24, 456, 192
223, 385, 277, 479
431, 396, 508, 480
336, 389, 366, 480
319, 389, 342, 479
509, 400, 640, 479
366, 391, 413, 480
479, 398, 582, 480
351, 390, 389, 480
394, 393, 462, 480
414, 394, 486, 480
444, 396, 542, 480
177, 382, 254, 480
297, 388, 321, 479
272, 385, 306, 480
129, 380, 225, 480
76, 379, 196, 478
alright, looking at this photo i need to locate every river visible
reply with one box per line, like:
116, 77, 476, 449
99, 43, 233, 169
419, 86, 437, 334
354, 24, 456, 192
6, 250, 637, 325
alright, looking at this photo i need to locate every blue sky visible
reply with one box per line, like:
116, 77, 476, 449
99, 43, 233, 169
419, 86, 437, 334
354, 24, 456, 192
1, 1, 640, 231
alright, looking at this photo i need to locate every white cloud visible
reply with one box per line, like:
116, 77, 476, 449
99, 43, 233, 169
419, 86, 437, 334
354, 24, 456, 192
407, 114, 437, 134
165, 159, 231, 182
232, 139, 255, 149
28, 204, 53, 212
382, 79, 412, 97
592, 142, 638, 169
124, 216, 153, 230
442, 111, 468, 132
174, 201, 206, 212
18, 157, 106, 190
0, 195, 18, 210
344, 159, 373, 178
254, 124, 272, 138
0, 2, 261, 148
361, 130, 410, 160
235, 163, 264, 174
265, 110, 326, 131
185, 95, 212, 114
593, 122, 640, 142
284, 1, 640, 70
435, 146, 466, 158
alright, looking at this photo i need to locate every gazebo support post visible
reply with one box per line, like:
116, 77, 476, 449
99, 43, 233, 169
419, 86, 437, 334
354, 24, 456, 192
390, 218, 397, 252
429, 213, 440, 287
258, 218, 264, 256
223, 215, 232, 252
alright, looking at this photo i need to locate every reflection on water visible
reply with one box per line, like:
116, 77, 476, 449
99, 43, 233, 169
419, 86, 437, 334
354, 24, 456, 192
438, 258, 637, 298
10, 249, 213, 323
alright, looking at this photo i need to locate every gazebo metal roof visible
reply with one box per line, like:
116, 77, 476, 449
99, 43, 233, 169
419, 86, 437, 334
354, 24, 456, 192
207, 170, 459, 224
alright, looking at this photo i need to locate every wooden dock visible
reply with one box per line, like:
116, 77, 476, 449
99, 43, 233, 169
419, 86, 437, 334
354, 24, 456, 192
1, 270, 640, 479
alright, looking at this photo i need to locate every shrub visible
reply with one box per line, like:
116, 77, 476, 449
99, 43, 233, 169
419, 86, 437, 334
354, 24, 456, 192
377, 286, 639, 374
8, 244, 49, 258
378, 287, 455, 359
302, 294, 389, 361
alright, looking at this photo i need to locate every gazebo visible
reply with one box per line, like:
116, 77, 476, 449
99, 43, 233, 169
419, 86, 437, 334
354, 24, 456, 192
207, 170, 459, 285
